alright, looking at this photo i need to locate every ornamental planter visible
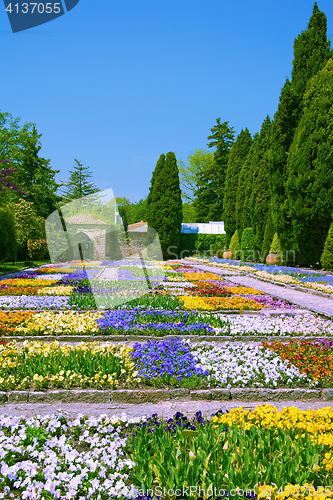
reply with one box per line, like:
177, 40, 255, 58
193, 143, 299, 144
266, 253, 281, 265
223, 250, 233, 259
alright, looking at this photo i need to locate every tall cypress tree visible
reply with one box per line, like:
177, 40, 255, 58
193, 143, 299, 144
250, 116, 272, 253
287, 58, 333, 266
147, 152, 182, 259
223, 128, 252, 244
194, 118, 234, 222
235, 133, 260, 238
268, 2, 331, 253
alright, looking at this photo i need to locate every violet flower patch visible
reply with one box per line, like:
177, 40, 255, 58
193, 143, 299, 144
131, 337, 209, 384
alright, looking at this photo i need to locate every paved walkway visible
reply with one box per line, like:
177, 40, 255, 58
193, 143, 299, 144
1, 399, 332, 419
183, 261, 333, 319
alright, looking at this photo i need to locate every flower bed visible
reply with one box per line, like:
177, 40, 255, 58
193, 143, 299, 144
211, 312, 333, 336
0, 411, 137, 499
191, 341, 311, 388
261, 339, 333, 387
0, 340, 140, 391
179, 296, 266, 311
0, 337, 324, 391
127, 404, 333, 500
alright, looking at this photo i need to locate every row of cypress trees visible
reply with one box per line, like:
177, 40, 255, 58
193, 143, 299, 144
223, 2, 333, 267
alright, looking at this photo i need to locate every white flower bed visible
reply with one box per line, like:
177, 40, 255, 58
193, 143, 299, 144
211, 312, 333, 336
190, 341, 313, 388
0, 411, 139, 499
301, 282, 333, 294
255, 271, 299, 284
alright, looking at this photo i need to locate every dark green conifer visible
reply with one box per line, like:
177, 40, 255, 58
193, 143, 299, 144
223, 128, 252, 244
147, 152, 182, 260
268, 2, 331, 254
235, 133, 260, 239
194, 119, 234, 222
287, 58, 333, 266
250, 116, 272, 253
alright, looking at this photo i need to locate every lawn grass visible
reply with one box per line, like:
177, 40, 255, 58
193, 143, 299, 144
0, 260, 51, 276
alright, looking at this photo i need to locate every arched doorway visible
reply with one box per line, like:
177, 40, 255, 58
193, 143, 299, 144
72, 232, 94, 260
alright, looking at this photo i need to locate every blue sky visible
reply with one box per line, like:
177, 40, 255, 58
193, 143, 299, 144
1, 0, 332, 202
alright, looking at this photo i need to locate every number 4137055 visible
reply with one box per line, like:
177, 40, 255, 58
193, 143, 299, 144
6, 3, 61, 14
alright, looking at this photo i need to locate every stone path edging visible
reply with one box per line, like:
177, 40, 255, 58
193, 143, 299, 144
2, 387, 333, 405
1, 334, 330, 344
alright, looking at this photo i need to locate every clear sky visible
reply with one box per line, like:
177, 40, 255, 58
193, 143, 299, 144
1, 0, 332, 202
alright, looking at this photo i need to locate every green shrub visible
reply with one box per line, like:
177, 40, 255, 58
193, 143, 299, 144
240, 227, 256, 262
270, 233, 285, 264
178, 233, 226, 259
0, 207, 17, 264
321, 222, 333, 270
261, 212, 275, 263
229, 230, 241, 260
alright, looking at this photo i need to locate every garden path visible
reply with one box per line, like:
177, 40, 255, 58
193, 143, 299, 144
182, 260, 333, 319
1, 399, 332, 419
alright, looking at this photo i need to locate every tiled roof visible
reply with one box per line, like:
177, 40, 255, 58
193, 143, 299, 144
65, 213, 108, 225
127, 221, 148, 230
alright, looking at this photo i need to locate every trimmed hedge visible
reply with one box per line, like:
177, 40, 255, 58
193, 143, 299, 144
175, 233, 226, 260
240, 227, 256, 262
321, 221, 333, 270
229, 230, 241, 259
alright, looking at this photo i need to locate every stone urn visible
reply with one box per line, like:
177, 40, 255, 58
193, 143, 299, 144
266, 253, 281, 265
223, 250, 233, 259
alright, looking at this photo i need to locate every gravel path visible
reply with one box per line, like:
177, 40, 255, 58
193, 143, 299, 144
1, 399, 332, 420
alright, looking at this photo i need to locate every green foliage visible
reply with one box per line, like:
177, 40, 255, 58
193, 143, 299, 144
0, 206, 17, 263
116, 197, 148, 226
229, 230, 241, 260
178, 234, 226, 259
236, 133, 260, 237
16, 126, 60, 218
240, 227, 256, 262
268, 3, 331, 256
250, 117, 272, 253
147, 152, 183, 260
223, 128, 252, 241
27, 239, 48, 261
9, 199, 46, 260
321, 221, 333, 270
177, 149, 214, 202
194, 119, 235, 222
287, 59, 333, 265
261, 212, 276, 263
182, 202, 196, 223
61, 159, 99, 203
128, 419, 327, 496
270, 233, 282, 254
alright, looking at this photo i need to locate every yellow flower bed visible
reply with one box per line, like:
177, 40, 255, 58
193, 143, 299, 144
36, 286, 74, 296
1, 279, 58, 287
212, 404, 333, 437
224, 286, 264, 295
0, 340, 140, 390
213, 404, 333, 477
184, 272, 223, 281
179, 295, 265, 310
16, 311, 104, 335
